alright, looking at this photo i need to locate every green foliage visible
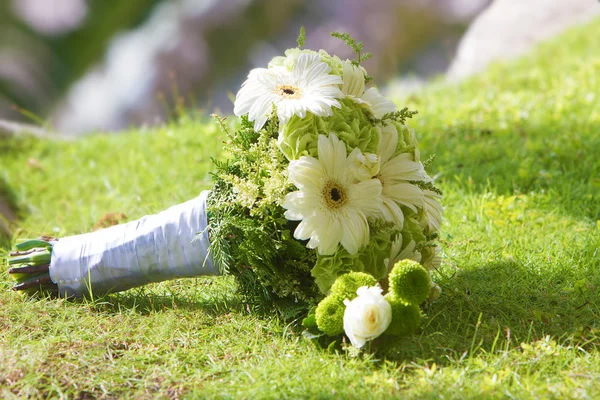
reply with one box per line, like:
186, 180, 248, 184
330, 31, 373, 82
315, 295, 345, 336
369, 107, 419, 127
207, 115, 319, 318
388, 259, 431, 305
400, 211, 428, 250
297, 26, 306, 48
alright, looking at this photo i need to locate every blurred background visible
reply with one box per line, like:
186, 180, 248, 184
0, 0, 597, 136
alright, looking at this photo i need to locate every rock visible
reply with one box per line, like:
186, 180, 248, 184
0, 119, 64, 140
49, 0, 489, 135
447, 0, 600, 80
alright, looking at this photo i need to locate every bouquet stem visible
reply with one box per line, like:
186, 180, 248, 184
5, 192, 216, 298
7, 238, 57, 295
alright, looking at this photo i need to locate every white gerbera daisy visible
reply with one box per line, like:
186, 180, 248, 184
376, 124, 426, 227
233, 53, 343, 132
282, 134, 382, 255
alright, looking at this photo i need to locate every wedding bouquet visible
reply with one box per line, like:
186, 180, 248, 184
7, 30, 443, 349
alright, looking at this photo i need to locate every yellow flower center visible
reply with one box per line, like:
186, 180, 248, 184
365, 307, 378, 330
322, 180, 348, 210
275, 84, 302, 100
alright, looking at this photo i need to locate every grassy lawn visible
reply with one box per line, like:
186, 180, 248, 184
1, 19, 600, 399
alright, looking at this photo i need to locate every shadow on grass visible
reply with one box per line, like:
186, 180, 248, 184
78, 277, 245, 318
381, 259, 600, 362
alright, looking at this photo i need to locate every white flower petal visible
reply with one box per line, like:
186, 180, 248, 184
381, 197, 405, 228
288, 157, 326, 191
282, 191, 320, 219
339, 209, 369, 255
381, 153, 424, 183
347, 149, 380, 182
361, 87, 397, 118
423, 190, 444, 231
341, 61, 365, 98
318, 133, 347, 181
316, 215, 343, 255
378, 124, 399, 164
397, 240, 422, 263
294, 214, 319, 241
348, 179, 383, 216
384, 182, 424, 212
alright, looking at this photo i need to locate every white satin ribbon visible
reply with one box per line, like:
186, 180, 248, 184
50, 191, 218, 297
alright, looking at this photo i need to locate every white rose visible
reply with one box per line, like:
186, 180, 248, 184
343, 286, 392, 348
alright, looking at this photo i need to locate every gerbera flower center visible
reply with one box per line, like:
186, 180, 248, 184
322, 180, 348, 210
275, 84, 302, 100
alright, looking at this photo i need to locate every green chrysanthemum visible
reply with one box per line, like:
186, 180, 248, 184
385, 294, 422, 336
388, 259, 431, 305
330, 271, 377, 300
315, 295, 345, 336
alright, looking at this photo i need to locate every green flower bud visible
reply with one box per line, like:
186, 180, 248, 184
330, 271, 377, 301
420, 245, 436, 268
315, 295, 345, 336
428, 283, 442, 302
388, 259, 431, 305
384, 294, 421, 336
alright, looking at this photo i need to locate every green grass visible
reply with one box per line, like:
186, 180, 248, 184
1, 19, 600, 399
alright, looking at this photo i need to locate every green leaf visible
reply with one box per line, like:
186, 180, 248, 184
302, 314, 317, 329
297, 26, 306, 48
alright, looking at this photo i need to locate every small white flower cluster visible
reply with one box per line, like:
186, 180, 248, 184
234, 46, 443, 258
